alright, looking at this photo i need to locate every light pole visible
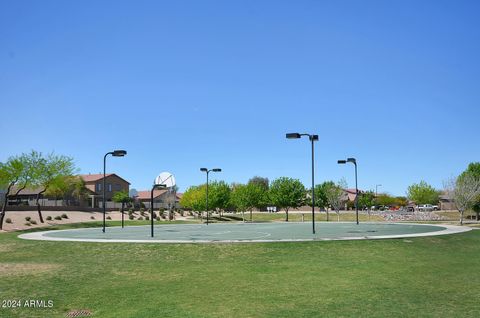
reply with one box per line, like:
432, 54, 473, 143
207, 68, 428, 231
103, 150, 127, 233
375, 184, 382, 212
338, 158, 358, 225
200, 168, 221, 225
375, 184, 382, 198
286, 132, 319, 234
151, 183, 166, 237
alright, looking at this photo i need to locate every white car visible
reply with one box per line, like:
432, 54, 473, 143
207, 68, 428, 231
417, 204, 434, 212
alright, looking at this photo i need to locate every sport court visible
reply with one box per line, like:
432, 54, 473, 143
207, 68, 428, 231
19, 222, 470, 243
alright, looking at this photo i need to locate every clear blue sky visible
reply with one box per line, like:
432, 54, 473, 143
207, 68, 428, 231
1, 0, 479, 196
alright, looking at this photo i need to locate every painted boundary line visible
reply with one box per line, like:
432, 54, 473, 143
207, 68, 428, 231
17, 223, 472, 244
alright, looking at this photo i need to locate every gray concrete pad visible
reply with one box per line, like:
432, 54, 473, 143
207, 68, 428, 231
18, 222, 471, 244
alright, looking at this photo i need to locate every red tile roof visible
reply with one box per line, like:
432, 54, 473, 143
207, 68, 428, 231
136, 189, 168, 200
79, 173, 130, 184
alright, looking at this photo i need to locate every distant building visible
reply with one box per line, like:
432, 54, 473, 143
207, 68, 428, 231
79, 174, 130, 208
135, 189, 182, 209
5, 173, 130, 209
439, 193, 455, 210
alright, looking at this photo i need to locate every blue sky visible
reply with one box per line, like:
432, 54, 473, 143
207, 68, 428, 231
1, 0, 479, 195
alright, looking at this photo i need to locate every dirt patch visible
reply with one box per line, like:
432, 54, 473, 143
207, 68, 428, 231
0, 262, 63, 276
0, 243, 16, 253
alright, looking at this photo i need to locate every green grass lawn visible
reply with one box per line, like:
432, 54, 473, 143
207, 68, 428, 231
1, 222, 479, 317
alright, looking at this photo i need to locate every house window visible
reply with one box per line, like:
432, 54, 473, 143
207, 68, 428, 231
97, 183, 102, 191
115, 184, 121, 191
108, 184, 112, 192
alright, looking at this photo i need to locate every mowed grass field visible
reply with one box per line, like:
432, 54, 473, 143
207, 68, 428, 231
1, 221, 480, 318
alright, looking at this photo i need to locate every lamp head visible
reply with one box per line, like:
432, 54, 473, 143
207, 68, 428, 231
112, 150, 127, 157
286, 133, 301, 139
337, 160, 347, 164
347, 158, 356, 163
200, 168, 208, 172
310, 135, 319, 141
212, 168, 222, 172
153, 184, 166, 189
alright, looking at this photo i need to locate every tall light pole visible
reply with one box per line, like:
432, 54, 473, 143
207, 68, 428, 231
151, 183, 166, 237
338, 158, 358, 225
286, 133, 319, 234
375, 184, 382, 211
375, 184, 382, 198
200, 168, 221, 225
103, 150, 127, 233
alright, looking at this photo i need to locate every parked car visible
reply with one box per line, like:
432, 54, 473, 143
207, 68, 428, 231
417, 204, 434, 212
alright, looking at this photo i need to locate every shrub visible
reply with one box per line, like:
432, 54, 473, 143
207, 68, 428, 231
25, 222, 31, 226
145, 216, 149, 221
5, 218, 12, 224
106, 216, 112, 220
30, 220, 37, 225
156, 217, 160, 221
138, 216, 144, 221
25, 216, 32, 221
54, 216, 62, 220
61, 213, 68, 219
140, 208, 145, 213
46, 216, 52, 221
129, 215, 134, 220
90, 216, 95, 220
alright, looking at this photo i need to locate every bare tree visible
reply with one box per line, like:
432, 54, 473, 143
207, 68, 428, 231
326, 179, 348, 222
444, 175, 480, 225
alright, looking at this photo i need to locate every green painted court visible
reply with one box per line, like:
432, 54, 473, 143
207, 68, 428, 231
19, 222, 470, 243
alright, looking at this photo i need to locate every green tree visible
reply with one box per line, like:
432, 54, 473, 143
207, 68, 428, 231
312, 181, 335, 221
113, 190, 132, 226
230, 182, 266, 222
10, 151, 42, 204
358, 190, 375, 210
247, 176, 269, 210
208, 181, 231, 217
248, 176, 269, 190
376, 194, 396, 208
31, 153, 76, 223
314, 181, 335, 208
394, 196, 408, 207
407, 181, 440, 205
269, 177, 305, 222
180, 185, 206, 216
0, 155, 28, 229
